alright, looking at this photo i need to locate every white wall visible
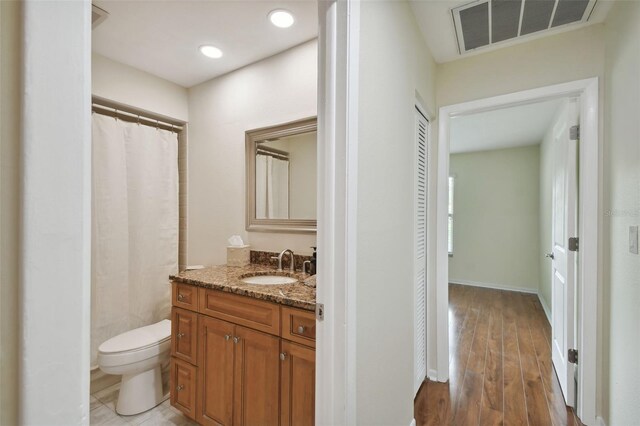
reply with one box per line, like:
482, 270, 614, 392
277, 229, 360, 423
92, 53, 189, 122
20, 0, 91, 423
0, 1, 21, 424
356, 2, 436, 423
602, 2, 640, 424
187, 40, 318, 265
449, 145, 541, 292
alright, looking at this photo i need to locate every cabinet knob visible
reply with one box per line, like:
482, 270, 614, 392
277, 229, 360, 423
176, 384, 184, 391
177, 293, 185, 301
177, 332, 186, 339
297, 325, 306, 334
233, 336, 241, 344
224, 334, 231, 341
280, 352, 287, 361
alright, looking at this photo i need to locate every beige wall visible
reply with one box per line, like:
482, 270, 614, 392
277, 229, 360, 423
437, 24, 605, 107
449, 145, 541, 292
0, 2, 21, 424
92, 53, 189, 121
356, 1, 436, 423
187, 40, 317, 265
287, 132, 317, 220
602, 1, 640, 424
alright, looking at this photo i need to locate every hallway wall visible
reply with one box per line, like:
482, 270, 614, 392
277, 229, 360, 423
356, 1, 436, 423
602, 1, 640, 424
436, 24, 605, 107
449, 145, 541, 293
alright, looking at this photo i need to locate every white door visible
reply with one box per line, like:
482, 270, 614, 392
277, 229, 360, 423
549, 99, 579, 406
414, 107, 428, 395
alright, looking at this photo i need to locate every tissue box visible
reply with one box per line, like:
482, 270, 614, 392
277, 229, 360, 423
227, 245, 250, 267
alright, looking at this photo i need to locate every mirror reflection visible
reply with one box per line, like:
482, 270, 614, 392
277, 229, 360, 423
255, 131, 317, 220
246, 117, 317, 233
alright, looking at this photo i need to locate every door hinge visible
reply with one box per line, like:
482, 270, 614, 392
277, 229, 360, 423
316, 303, 324, 321
570, 125, 580, 141
568, 237, 579, 252
568, 349, 578, 364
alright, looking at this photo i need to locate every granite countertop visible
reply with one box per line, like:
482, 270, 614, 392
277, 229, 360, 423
170, 264, 316, 311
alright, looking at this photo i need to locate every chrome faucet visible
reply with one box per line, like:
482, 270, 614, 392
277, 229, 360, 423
272, 249, 295, 272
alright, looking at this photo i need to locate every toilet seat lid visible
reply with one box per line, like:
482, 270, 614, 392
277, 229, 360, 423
99, 319, 171, 354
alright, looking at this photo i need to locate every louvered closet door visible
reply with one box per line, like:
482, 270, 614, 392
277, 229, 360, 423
414, 107, 428, 394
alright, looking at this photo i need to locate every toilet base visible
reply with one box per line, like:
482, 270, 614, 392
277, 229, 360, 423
116, 365, 164, 415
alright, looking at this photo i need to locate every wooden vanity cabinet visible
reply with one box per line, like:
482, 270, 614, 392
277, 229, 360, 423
170, 282, 316, 426
198, 316, 235, 426
170, 357, 198, 420
232, 325, 280, 426
172, 307, 198, 364
280, 340, 316, 426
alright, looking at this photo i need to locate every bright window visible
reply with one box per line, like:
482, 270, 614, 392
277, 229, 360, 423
448, 176, 454, 255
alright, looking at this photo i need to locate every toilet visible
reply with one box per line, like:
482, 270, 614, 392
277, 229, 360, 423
98, 319, 171, 415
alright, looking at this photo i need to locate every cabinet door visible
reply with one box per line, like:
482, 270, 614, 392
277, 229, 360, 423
172, 307, 198, 364
170, 357, 197, 420
233, 325, 280, 426
280, 341, 315, 426
198, 316, 235, 426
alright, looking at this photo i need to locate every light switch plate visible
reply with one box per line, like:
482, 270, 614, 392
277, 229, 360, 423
630, 226, 639, 254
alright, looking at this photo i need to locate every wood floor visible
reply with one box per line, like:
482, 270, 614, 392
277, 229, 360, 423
415, 284, 582, 426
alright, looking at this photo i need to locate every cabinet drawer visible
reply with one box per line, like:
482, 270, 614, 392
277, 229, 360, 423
199, 288, 280, 336
170, 357, 197, 420
281, 307, 316, 348
172, 282, 198, 311
171, 308, 198, 364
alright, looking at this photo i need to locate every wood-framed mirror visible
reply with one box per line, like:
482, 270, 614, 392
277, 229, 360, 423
245, 117, 317, 233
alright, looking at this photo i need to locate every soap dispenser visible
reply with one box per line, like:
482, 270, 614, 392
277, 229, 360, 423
310, 246, 317, 275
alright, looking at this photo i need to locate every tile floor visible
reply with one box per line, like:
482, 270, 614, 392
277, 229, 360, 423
90, 382, 196, 425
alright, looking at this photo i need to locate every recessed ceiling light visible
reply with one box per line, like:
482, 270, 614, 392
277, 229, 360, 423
199, 45, 223, 59
269, 9, 295, 28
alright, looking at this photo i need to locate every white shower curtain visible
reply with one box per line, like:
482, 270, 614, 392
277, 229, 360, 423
255, 154, 290, 219
255, 154, 268, 219
91, 114, 178, 367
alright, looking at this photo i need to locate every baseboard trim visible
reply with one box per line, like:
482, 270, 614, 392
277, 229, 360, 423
537, 293, 552, 324
449, 279, 537, 294
427, 369, 439, 381
90, 367, 120, 394
596, 416, 607, 426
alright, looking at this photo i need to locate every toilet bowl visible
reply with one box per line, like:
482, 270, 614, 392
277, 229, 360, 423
98, 319, 171, 415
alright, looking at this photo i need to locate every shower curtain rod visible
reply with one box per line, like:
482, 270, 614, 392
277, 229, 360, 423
92, 103, 184, 133
256, 148, 289, 161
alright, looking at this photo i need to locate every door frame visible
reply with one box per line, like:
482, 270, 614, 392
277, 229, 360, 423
432, 78, 600, 425
316, 1, 359, 425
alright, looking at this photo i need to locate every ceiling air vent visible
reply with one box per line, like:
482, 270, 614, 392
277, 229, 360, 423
452, 0, 597, 54
92, 4, 109, 29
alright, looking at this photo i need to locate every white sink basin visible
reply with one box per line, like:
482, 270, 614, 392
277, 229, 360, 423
241, 275, 298, 285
